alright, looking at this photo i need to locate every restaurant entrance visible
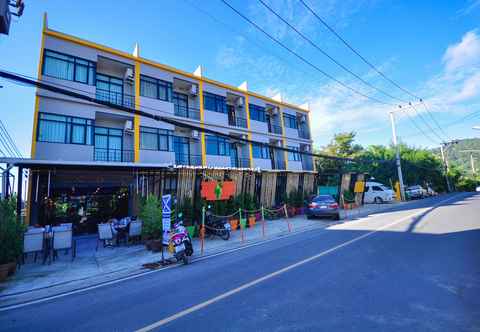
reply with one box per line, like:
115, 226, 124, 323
29, 168, 135, 235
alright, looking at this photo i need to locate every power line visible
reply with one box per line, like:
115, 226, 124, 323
298, 0, 420, 100
0, 120, 23, 157
183, 0, 314, 79
0, 129, 18, 157
257, 0, 407, 104
298, 0, 453, 142
0, 69, 405, 168
219, 0, 394, 107
420, 100, 452, 140
400, 105, 441, 144
408, 102, 446, 143
405, 107, 480, 139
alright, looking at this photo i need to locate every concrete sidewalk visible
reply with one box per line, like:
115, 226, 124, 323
0, 200, 406, 308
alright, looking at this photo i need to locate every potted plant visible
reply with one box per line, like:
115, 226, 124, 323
140, 195, 163, 252
0, 197, 25, 281
245, 194, 257, 227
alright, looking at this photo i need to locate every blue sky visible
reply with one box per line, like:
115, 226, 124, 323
1, 0, 480, 157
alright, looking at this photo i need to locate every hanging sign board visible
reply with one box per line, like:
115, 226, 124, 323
201, 181, 236, 201
162, 194, 171, 245
354, 181, 365, 193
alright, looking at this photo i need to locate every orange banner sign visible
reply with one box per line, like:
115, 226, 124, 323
201, 181, 236, 201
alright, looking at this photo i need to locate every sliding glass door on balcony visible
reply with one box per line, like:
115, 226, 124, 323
96, 74, 134, 108
94, 127, 132, 162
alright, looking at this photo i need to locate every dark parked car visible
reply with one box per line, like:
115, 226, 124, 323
306, 195, 340, 220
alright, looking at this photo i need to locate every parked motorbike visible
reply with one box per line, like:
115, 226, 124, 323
168, 213, 194, 265
205, 206, 231, 241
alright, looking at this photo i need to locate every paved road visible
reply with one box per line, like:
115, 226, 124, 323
1, 193, 479, 331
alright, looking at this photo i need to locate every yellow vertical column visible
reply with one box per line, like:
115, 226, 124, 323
133, 62, 141, 162
199, 81, 207, 166
307, 110, 316, 172
279, 108, 289, 170
244, 94, 254, 168
31, 13, 47, 159
27, 13, 47, 225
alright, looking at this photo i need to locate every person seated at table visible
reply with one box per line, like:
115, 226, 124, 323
107, 218, 118, 245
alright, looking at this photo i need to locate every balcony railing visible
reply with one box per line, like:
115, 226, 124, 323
94, 148, 134, 162
175, 153, 202, 166
273, 158, 286, 170
298, 129, 311, 139
96, 89, 135, 108
269, 124, 283, 135
174, 104, 201, 121
301, 155, 314, 171
228, 116, 248, 128
231, 157, 251, 168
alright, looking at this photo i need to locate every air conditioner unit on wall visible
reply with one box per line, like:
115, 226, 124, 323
300, 115, 307, 123
272, 108, 279, 115
190, 85, 198, 96
191, 130, 199, 139
237, 98, 244, 107
124, 120, 133, 133
124, 68, 134, 83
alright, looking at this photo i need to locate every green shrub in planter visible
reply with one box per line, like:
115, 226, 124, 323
0, 197, 25, 279
139, 195, 162, 240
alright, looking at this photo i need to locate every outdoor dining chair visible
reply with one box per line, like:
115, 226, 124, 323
52, 227, 76, 261
22, 228, 45, 263
97, 223, 114, 251
60, 223, 73, 230
127, 220, 143, 245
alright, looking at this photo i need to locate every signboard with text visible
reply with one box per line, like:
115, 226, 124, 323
162, 194, 171, 245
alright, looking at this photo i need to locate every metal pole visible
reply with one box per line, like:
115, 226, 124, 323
389, 111, 405, 201
17, 166, 23, 220
440, 145, 452, 192
201, 206, 205, 255
471, 153, 476, 174
47, 170, 51, 197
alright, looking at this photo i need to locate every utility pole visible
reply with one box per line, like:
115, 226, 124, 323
389, 111, 405, 201
440, 140, 459, 192
471, 153, 476, 174
440, 145, 451, 192
459, 150, 480, 175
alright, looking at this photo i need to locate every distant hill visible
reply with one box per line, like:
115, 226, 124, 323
432, 138, 480, 175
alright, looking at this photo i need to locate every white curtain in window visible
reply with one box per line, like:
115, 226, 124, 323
44, 57, 74, 81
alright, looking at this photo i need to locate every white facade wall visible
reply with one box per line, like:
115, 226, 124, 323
35, 34, 314, 171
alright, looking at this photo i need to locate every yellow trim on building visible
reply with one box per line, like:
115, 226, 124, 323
279, 108, 289, 170
307, 111, 316, 172
134, 61, 141, 162
43, 28, 309, 114
27, 14, 47, 224
244, 94, 254, 168
31, 16, 48, 159
199, 81, 207, 166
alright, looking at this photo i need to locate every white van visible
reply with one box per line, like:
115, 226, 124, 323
363, 181, 395, 204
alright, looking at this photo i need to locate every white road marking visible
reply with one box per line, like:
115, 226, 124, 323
0, 224, 332, 312
135, 194, 464, 332
0, 194, 464, 313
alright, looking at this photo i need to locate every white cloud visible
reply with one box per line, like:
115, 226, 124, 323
442, 30, 480, 73
213, 2, 480, 147
457, 0, 480, 17
450, 72, 480, 102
